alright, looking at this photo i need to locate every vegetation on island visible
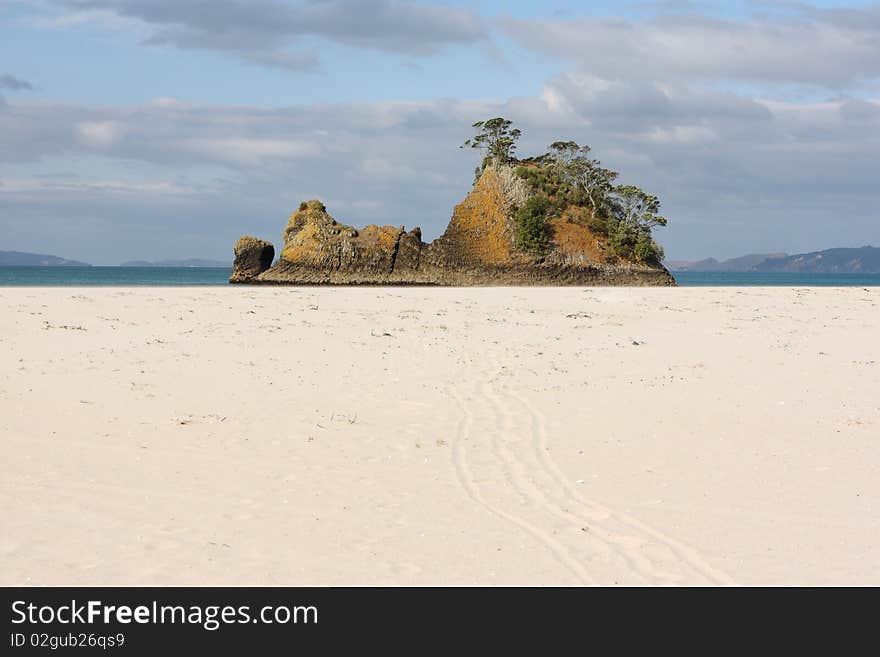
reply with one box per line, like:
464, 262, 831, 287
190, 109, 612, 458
461, 117, 667, 264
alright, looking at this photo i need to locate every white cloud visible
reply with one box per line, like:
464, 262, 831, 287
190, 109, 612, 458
500, 7, 880, 90
148, 96, 190, 108
45, 0, 487, 71
0, 177, 199, 195
76, 120, 124, 147
647, 125, 717, 144
180, 137, 322, 167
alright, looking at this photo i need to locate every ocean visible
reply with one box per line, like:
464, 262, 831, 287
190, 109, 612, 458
0, 266, 232, 286
671, 271, 880, 287
0, 266, 879, 287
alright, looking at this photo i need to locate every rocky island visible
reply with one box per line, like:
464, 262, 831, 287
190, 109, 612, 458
231, 119, 675, 286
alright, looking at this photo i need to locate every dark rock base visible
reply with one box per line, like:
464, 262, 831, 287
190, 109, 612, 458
237, 259, 676, 287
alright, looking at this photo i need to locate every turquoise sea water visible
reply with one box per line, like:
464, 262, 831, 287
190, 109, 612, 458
0, 266, 232, 286
671, 271, 880, 287
0, 266, 879, 287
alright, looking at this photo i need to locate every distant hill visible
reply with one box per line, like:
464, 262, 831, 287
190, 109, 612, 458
668, 247, 880, 273
120, 259, 230, 268
753, 246, 880, 273
667, 253, 787, 272
0, 250, 91, 267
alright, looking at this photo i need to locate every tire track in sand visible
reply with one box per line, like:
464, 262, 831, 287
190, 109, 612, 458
446, 345, 735, 585
506, 383, 736, 585
448, 385, 595, 584
480, 379, 671, 584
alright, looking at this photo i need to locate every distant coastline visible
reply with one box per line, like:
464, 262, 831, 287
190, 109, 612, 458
119, 259, 231, 268
1, 251, 230, 268
8, 245, 878, 275
668, 246, 880, 274
0, 250, 91, 267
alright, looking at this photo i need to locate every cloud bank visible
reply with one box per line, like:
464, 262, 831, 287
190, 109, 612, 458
500, 6, 880, 90
2, 2, 879, 263
3, 80, 878, 263
61, 0, 487, 70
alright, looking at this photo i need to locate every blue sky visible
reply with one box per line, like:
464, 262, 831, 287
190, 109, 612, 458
1, 0, 879, 264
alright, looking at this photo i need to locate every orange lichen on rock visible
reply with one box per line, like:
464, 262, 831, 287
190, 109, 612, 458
440, 166, 518, 266
230, 235, 275, 283
231, 167, 676, 286
549, 207, 607, 264
281, 201, 342, 263
358, 224, 402, 251
279, 200, 404, 272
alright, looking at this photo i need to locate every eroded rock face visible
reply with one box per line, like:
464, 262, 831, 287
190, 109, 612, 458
252, 200, 424, 284
281, 201, 402, 274
230, 236, 275, 283
231, 166, 676, 286
431, 165, 523, 267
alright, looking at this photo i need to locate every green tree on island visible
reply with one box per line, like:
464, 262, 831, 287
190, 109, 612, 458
547, 141, 619, 220
462, 117, 668, 264
611, 185, 667, 231
547, 140, 582, 165
461, 117, 522, 166
605, 185, 668, 264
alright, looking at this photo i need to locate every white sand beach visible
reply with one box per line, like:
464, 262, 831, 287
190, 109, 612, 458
1, 286, 877, 585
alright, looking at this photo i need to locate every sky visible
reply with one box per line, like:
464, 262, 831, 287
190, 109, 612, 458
1, 0, 879, 264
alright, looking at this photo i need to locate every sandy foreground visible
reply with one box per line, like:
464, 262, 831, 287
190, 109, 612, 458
1, 286, 877, 585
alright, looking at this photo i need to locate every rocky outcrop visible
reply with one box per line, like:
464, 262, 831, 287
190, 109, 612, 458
230, 236, 275, 283
230, 165, 676, 286
255, 200, 424, 284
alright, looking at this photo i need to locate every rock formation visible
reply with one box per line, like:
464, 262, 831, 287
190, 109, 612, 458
230, 165, 675, 286
229, 236, 275, 283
